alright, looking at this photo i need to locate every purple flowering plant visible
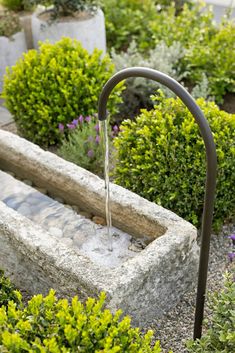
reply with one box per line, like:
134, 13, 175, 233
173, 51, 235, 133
58, 115, 119, 175
228, 233, 235, 263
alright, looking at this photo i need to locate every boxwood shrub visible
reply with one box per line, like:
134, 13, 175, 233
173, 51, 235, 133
0, 290, 170, 352
0, 270, 21, 308
113, 95, 235, 230
2, 37, 124, 147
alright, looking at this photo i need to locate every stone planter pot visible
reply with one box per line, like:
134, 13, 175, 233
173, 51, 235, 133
31, 8, 106, 54
0, 31, 27, 91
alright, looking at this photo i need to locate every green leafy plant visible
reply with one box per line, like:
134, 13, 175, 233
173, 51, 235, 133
58, 115, 119, 175
2, 37, 124, 147
184, 21, 235, 103
102, 0, 158, 52
103, 1, 234, 105
0, 270, 22, 308
113, 95, 235, 230
187, 273, 235, 353
0, 9, 21, 37
0, 289, 171, 352
31, 0, 100, 18
112, 40, 187, 120
1, 0, 33, 11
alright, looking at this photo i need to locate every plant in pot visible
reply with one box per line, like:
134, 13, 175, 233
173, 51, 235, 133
0, 8, 27, 91
1, 0, 35, 49
31, 0, 106, 53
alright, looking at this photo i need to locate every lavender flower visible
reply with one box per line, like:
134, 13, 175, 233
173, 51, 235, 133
72, 118, 79, 127
67, 123, 76, 129
229, 234, 235, 243
112, 125, 119, 133
78, 115, 84, 124
95, 123, 99, 132
228, 252, 235, 262
87, 135, 93, 142
95, 135, 100, 144
85, 116, 91, 123
87, 149, 94, 158
58, 123, 64, 132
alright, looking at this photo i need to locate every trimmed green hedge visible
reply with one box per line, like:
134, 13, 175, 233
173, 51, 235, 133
113, 95, 235, 230
0, 270, 21, 308
2, 37, 124, 147
0, 289, 170, 352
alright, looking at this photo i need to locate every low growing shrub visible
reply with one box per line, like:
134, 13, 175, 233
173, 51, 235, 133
0, 290, 170, 352
0, 270, 21, 308
113, 95, 235, 230
184, 21, 235, 103
31, 0, 100, 18
102, 0, 158, 52
58, 115, 119, 175
112, 40, 186, 120
187, 273, 235, 353
0, 9, 21, 37
1, 0, 33, 11
2, 37, 124, 147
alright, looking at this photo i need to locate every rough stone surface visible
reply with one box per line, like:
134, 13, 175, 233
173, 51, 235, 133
0, 131, 199, 325
0, 130, 189, 242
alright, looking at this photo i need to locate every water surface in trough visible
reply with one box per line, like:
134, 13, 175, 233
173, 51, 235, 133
0, 170, 141, 268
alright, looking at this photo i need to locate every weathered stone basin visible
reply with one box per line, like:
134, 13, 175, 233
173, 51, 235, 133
0, 130, 199, 326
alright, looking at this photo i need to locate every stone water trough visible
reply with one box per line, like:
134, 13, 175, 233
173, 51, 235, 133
0, 130, 199, 326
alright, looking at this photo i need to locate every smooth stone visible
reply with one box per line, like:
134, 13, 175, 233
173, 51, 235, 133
23, 179, 33, 186
4, 197, 21, 210
61, 238, 73, 246
54, 197, 64, 203
80, 211, 92, 219
71, 205, 80, 212
35, 187, 47, 195
73, 232, 87, 247
49, 227, 63, 238
17, 202, 32, 216
92, 216, 106, 226
5, 171, 15, 177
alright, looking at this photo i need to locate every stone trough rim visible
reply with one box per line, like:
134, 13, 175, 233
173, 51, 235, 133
0, 130, 199, 324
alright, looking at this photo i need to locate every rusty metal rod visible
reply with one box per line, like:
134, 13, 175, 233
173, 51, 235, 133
98, 67, 217, 339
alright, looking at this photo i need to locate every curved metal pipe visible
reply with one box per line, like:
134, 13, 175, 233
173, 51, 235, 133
98, 67, 217, 339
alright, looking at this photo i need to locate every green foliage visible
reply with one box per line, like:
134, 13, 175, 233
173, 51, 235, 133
112, 40, 207, 121
102, 0, 158, 52
103, 1, 235, 104
113, 95, 235, 230
1, 0, 33, 11
0, 270, 22, 308
2, 37, 124, 147
102, 1, 210, 53
0, 290, 169, 352
0, 9, 21, 37
31, 0, 100, 18
184, 22, 235, 103
58, 116, 103, 175
187, 273, 235, 353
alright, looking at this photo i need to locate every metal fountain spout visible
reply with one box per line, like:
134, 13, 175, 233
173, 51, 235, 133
98, 67, 217, 340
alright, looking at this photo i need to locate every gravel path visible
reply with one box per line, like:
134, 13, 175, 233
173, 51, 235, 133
149, 224, 235, 353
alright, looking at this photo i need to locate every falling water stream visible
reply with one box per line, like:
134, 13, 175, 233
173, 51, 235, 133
99, 120, 113, 251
